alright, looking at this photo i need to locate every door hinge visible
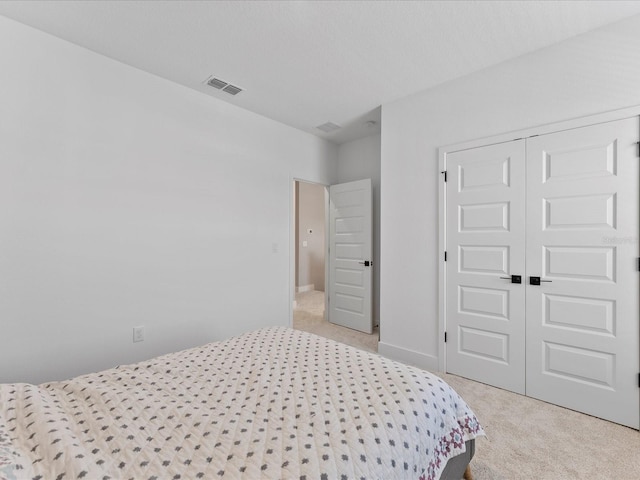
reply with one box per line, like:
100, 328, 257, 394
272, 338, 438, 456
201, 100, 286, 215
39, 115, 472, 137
637, 257, 640, 271
441, 170, 447, 182
637, 141, 639, 157
444, 332, 448, 343
638, 372, 640, 388
444, 251, 447, 262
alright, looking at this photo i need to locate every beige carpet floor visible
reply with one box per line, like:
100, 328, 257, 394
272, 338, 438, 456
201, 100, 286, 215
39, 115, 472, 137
293, 291, 640, 479
292, 290, 379, 353
441, 372, 640, 479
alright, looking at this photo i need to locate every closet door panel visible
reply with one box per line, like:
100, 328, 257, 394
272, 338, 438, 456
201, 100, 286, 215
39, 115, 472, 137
445, 140, 526, 394
525, 117, 640, 429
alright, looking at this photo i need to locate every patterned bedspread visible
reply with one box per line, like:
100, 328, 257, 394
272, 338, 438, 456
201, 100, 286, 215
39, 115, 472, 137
0, 327, 483, 480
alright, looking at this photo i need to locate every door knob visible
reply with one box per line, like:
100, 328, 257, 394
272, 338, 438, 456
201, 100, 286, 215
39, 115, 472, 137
529, 276, 552, 285
358, 260, 372, 267
500, 275, 522, 284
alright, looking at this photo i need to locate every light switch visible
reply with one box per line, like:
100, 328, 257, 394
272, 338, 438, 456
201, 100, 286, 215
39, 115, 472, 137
302, 240, 308, 247
133, 326, 145, 343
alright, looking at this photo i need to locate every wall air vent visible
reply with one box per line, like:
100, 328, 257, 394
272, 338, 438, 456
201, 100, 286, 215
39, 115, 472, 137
316, 122, 341, 133
204, 76, 243, 96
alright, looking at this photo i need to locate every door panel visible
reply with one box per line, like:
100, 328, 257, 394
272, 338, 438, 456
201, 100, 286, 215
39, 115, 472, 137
525, 117, 639, 429
458, 285, 509, 319
329, 179, 373, 333
459, 326, 509, 363
544, 193, 616, 229
446, 140, 526, 394
543, 294, 614, 333
459, 245, 510, 275
543, 246, 615, 281
459, 202, 510, 231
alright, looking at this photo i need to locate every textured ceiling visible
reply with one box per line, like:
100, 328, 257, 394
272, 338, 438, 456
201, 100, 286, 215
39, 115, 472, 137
2, 1, 640, 144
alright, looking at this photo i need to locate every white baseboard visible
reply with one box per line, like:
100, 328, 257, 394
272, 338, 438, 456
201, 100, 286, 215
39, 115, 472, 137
377, 342, 440, 372
295, 284, 314, 293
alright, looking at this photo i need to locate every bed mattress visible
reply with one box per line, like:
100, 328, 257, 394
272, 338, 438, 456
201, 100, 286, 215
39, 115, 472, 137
0, 327, 483, 480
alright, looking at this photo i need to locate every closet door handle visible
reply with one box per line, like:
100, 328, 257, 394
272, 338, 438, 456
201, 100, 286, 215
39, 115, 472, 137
500, 275, 522, 284
529, 276, 552, 285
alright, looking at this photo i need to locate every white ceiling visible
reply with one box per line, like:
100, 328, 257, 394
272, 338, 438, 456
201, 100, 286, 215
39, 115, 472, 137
2, 1, 640, 144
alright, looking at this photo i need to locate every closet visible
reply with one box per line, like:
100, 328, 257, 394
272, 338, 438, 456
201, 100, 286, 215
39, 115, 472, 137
443, 117, 639, 429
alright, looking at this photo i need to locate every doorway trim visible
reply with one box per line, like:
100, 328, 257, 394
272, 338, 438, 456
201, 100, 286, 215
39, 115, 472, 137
438, 104, 640, 373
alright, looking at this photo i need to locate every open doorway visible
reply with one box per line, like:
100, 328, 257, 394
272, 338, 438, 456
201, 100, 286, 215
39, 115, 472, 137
293, 180, 327, 321
292, 180, 378, 353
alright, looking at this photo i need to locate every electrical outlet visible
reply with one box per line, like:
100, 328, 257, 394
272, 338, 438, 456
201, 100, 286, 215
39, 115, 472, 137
133, 326, 145, 343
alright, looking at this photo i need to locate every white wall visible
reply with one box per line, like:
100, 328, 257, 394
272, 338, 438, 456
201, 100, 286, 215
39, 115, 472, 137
296, 181, 325, 291
379, 15, 640, 369
337, 134, 381, 325
0, 16, 338, 384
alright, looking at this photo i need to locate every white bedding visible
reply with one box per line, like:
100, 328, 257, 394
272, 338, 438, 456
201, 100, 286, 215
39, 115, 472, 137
0, 327, 483, 480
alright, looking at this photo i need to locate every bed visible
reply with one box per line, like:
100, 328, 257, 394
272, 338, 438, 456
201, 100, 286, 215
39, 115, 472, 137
0, 327, 483, 480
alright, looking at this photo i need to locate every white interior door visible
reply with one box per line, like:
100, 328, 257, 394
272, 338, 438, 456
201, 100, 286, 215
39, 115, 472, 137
445, 140, 527, 393
329, 179, 373, 333
525, 118, 640, 429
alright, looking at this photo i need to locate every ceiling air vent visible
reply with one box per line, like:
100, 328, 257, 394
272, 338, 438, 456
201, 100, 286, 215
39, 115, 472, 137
222, 84, 243, 96
204, 76, 243, 96
316, 122, 341, 133
207, 77, 228, 89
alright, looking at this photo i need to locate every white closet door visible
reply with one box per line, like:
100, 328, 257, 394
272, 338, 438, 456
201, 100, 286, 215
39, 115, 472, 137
445, 140, 527, 394
525, 117, 640, 429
